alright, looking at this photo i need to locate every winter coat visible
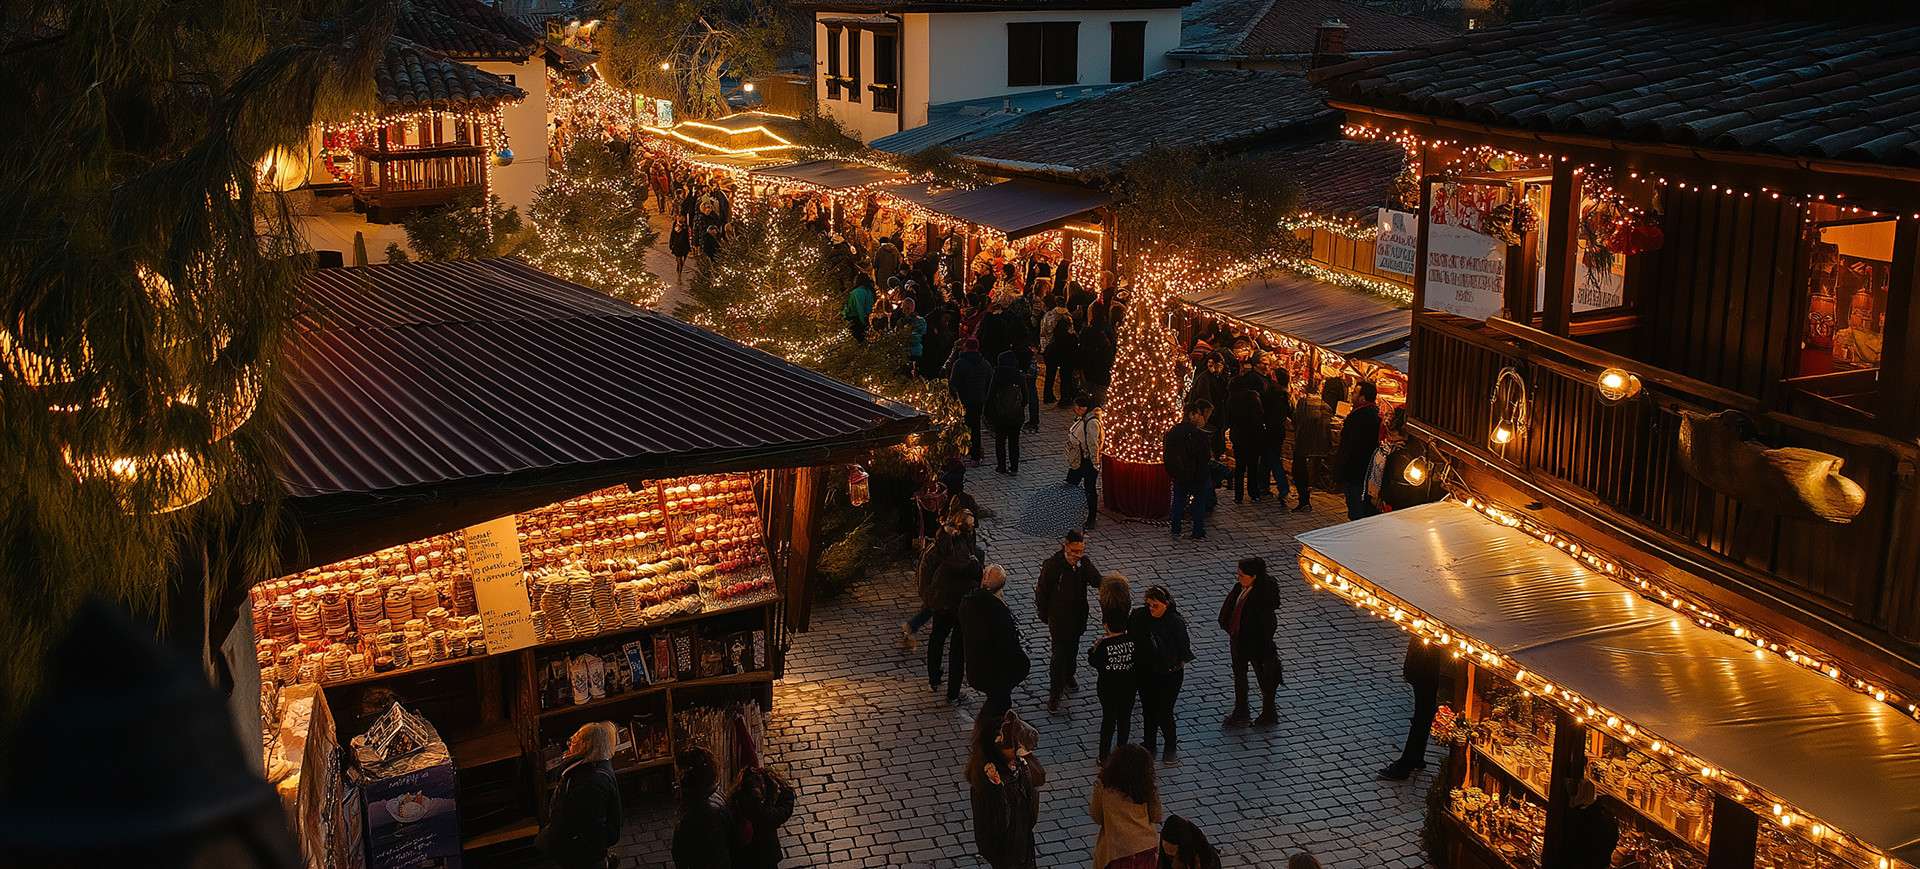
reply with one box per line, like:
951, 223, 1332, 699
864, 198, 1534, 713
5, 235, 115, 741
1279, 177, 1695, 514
987, 352, 1028, 430
1046, 321, 1079, 368
1186, 369, 1229, 420
918, 528, 982, 605
978, 311, 1017, 361
1161, 421, 1211, 486
971, 755, 1044, 869
669, 223, 693, 257
930, 551, 984, 612
1260, 377, 1292, 439
1128, 607, 1193, 675
961, 588, 1030, 695
671, 792, 733, 869
950, 351, 993, 405
1090, 784, 1163, 869
541, 759, 622, 868
1292, 395, 1333, 458
732, 776, 796, 869
1079, 326, 1116, 388
1335, 401, 1383, 484
1035, 549, 1102, 637
1225, 373, 1267, 455
1217, 575, 1280, 660
875, 243, 901, 285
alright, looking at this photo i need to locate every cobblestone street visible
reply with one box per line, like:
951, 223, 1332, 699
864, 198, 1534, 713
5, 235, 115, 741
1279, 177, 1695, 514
616, 402, 1434, 868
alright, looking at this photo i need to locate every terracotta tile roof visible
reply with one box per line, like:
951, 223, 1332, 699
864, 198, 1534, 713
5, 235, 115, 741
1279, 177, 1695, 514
396, 0, 542, 60
375, 39, 528, 112
1249, 137, 1406, 216
1175, 0, 1462, 58
954, 69, 1336, 174
1313, 6, 1920, 167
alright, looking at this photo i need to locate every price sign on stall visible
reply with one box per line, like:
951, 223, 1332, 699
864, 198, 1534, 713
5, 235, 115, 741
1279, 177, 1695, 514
463, 515, 538, 653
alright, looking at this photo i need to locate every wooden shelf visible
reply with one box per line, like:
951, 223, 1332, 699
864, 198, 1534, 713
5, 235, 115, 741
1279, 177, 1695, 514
530, 594, 779, 652
462, 816, 538, 851
536, 670, 775, 721
614, 755, 674, 776
1592, 785, 1708, 854
448, 723, 521, 770
317, 650, 480, 690
1470, 743, 1548, 801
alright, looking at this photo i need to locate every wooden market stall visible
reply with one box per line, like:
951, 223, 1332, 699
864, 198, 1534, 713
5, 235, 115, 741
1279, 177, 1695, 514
1180, 271, 1412, 408
255, 258, 927, 866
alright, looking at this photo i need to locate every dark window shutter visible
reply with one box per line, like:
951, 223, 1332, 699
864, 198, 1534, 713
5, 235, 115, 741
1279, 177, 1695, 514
825, 27, 842, 99
874, 32, 897, 85
1041, 22, 1078, 86
1110, 21, 1145, 83
1008, 24, 1042, 86
847, 28, 862, 101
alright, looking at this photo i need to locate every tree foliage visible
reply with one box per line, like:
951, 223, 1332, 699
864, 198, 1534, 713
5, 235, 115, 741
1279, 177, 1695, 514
0, 0, 392, 726
400, 194, 528, 262
524, 142, 664, 308
599, 0, 783, 120
1111, 145, 1307, 272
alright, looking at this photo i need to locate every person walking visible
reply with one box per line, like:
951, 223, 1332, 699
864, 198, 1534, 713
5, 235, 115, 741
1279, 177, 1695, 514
671, 748, 733, 869
1334, 381, 1383, 521
1225, 371, 1267, 504
728, 766, 795, 869
1131, 585, 1193, 765
1217, 557, 1281, 727
1377, 635, 1446, 781
909, 503, 980, 649
1036, 530, 1102, 713
1156, 816, 1221, 869
1064, 396, 1102, 529
1046, 313, 1080, 409
1080, 305, 1116, 398
989, 350, 1028, 476
1090, 744, 1162, 869
539, 722, 622, 869
669, 214, 693, 284
950, 339, 993, 466
1164, 401, 1214, 541
928, 538, 984, 702
968, 710, 1045, 869
962, 564, 1030, 725
1256, 354, 1292, 500
1290, 381, 1333, 513
1087, 609, 1137, 763
845, 273, 877, 344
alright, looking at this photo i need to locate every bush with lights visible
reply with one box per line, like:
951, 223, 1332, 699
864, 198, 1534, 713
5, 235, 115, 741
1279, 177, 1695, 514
523, 140, 665, 308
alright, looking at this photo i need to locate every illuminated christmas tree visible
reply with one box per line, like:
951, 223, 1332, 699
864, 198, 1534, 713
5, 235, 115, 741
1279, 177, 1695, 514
525, 141, 664, 308
1100, 263, 1188, 464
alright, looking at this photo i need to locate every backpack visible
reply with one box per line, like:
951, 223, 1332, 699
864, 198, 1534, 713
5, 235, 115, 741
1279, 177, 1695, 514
989, 371, 1025, 426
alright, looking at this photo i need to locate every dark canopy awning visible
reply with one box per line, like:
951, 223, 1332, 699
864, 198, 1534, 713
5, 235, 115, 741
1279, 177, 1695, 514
281, 258, 928, 568
1181, 271, 1410, 358
882, 179, 1110, 240
1297, 502, 1920, 862
753, 159, 904, 190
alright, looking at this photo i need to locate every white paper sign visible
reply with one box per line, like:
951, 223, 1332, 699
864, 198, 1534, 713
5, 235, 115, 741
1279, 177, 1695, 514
463, 515, 537, 653
1424, 222, 1507, 321
1375, 208, 1418, 278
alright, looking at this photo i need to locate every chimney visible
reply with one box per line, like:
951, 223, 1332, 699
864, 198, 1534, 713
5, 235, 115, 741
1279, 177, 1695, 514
1312, 17, 1350, 68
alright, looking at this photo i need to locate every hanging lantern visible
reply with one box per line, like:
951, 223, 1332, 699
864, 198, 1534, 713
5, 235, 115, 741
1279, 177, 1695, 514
1488, 367, 1528, 450
493, 146, 515, 167
1595, 367, 1642, 404
847, 464, 870, 506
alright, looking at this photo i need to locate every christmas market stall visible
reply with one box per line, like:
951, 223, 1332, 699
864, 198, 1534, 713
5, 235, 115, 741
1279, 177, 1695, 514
1298, 501, 1920, 869
1179, 270, 1412, 410
253, 258, 927, 866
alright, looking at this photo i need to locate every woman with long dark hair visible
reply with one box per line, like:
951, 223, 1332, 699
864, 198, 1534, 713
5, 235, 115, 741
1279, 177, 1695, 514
1090, 744, 1162, 869
1157, 815, 1221, 869
967, 711, 1046, 869
1130, 585, 1194, 765
1218, 557, 1282, 727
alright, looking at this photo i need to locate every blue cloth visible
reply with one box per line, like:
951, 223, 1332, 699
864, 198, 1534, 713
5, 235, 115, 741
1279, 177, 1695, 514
907, 315, 926, 356
850, 283, 876, 321
1344, 479, 1375, 521
1171, 481, 1207, 537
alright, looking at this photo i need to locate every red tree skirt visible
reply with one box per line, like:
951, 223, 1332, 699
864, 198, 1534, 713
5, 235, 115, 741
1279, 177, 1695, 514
1102, 455, 1170, 519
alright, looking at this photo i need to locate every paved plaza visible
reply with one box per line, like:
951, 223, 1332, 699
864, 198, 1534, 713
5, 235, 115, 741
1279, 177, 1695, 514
615, 400, 1435, 868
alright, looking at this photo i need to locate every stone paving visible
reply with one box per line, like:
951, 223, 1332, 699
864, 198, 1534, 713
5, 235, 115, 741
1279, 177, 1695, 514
613, 400, 1437, 868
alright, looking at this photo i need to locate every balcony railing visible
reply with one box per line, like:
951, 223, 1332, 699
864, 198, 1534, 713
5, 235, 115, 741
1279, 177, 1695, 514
870, 84, 898, 113
1411, 313, 1915, 639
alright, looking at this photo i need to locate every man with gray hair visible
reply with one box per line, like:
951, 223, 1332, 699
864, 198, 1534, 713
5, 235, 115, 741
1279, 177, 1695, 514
961, 564, 1030, 727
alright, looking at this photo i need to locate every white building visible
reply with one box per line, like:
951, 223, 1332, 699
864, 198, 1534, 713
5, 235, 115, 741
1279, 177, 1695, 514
795, 0, 1186, 143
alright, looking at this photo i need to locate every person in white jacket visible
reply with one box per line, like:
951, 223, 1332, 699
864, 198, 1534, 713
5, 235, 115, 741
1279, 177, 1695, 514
1065, 395, 1102, 529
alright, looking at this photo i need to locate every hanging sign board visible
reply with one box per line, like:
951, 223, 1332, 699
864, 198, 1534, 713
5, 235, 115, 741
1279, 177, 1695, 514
1375, 208, 1418, 278
1424, 183, 1507, 321
463, 515, 537, 653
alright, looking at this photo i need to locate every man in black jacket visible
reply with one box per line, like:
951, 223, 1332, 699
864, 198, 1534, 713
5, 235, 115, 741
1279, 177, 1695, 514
1379, 635, 1447, 781
1217, 557, 1281, 727
1225, 371, 1267, 504
961, 564, 1029, 727
1034, 531, 1101, 713
1256, 354, 1292, 500
949, 338, 993, 465
929, 547, 983, 701
1163, 400, 1214, 540
1333, 380, 1383, 521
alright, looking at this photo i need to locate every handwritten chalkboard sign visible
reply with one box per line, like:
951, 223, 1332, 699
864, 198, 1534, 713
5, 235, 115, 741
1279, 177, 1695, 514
463, 516, 537, 653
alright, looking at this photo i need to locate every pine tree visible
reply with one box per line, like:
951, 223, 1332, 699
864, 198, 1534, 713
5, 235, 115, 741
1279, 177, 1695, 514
676, 203, 844, 363
0, 0, 390, 726
525, 141, 663, 309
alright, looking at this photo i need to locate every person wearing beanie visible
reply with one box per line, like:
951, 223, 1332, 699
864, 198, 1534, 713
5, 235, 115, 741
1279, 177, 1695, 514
671, 748, 732, 869
949, 338, 993, 465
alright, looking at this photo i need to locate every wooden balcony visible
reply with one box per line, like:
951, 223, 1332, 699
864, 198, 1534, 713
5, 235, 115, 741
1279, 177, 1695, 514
1410, 313, 1920, 663
350, 144, 488, 223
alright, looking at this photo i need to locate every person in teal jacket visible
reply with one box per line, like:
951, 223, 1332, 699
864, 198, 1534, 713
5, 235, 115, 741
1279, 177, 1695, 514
845, 274, 877, 343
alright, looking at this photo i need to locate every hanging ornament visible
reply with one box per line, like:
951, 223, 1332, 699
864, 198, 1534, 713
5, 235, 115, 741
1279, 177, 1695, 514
576, 72, 593, 86
494, 146, 515, 167
847, 464, 870, 506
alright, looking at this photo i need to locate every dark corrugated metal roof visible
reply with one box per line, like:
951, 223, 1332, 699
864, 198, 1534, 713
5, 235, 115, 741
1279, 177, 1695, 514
281, 259, 926, 501
1181, 269, 1409, 356
752, 159, 904, 189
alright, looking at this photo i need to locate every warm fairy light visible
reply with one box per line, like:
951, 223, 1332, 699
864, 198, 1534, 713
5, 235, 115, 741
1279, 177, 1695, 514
1403, 456, 1429, 485
1596, 367, 1641, 402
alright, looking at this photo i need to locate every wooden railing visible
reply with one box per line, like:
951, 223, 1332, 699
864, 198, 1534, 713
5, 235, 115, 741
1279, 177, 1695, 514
1412, 314, 1908, 634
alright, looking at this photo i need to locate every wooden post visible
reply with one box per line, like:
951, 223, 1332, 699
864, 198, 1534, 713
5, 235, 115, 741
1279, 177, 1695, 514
1877, 218, 1920, 437
1100, 210, 1117, 277
1061, 230, 1075, 291
1412, 177, 1436, 313
1537, 705, 1585, 868
1542, 160, 1582, 337
785, 465, 829, 632
1505, 180, 1534, 324
1704, 793, 1760, 869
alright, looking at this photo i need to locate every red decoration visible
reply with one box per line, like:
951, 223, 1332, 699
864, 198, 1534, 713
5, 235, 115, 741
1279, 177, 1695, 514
1101, 454, 1171, 519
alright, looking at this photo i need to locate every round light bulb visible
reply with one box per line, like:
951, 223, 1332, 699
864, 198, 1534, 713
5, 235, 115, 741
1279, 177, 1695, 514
1492, 425, 1514, 445
660, 61, 672, 70
1403, 457, 1429, 485
1596, 367, 1642, 402
744, 82, 755, 92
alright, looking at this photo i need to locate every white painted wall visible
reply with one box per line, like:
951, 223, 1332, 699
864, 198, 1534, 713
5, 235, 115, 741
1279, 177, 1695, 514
816, 8, 1180, 142
475, 58, 549, 218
